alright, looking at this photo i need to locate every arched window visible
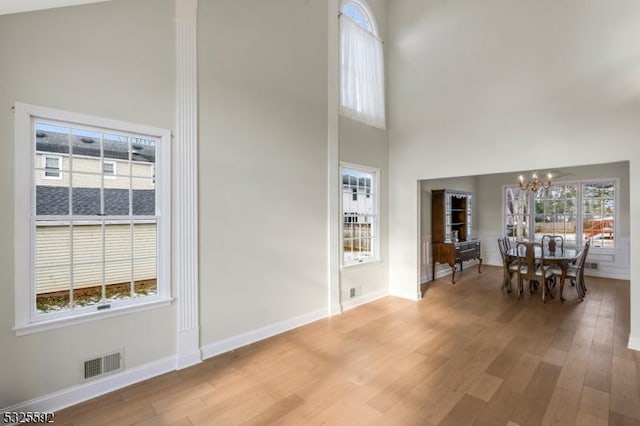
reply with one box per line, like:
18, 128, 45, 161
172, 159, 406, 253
339, 0, 386, 129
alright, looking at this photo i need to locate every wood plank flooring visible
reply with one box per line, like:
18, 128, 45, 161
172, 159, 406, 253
55, 266, 640, 425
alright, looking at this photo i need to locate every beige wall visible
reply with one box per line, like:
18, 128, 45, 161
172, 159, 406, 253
7, 0, 638, 412
387, 0, 640, 341
2, 0, 338, 409
197, 0, 330, 345
0, 0, 175, 408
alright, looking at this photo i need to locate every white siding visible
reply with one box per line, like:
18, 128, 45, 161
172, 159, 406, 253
35, 223, 157, 293
35, 153, 154, 189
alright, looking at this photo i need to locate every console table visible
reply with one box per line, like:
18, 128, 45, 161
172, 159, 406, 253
432, 239, 482, 284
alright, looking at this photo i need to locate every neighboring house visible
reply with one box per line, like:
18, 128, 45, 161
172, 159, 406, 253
342, 172, 373, 255
35, 129, 157, 298
342, 172, 372, 223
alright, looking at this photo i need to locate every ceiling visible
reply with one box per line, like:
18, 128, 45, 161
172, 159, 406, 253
0, 0, 110, 16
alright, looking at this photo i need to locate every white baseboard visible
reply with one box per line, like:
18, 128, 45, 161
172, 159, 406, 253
330, 302, 342, 316
1, 308, 330, 415
628, 334, 640, 351
342, 289, 388, 311
1, 356, 176, 415
584, 269, 630, 281
3, 295, 421, 416
201, 308, 328, 360
176, 349, 202, 371
176, 327, 202, 370
388, 286, 420, 301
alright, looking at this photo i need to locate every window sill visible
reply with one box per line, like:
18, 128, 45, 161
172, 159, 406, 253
341, 258, 383, 271
339, 106, 386, 131
14, 297, 174, 336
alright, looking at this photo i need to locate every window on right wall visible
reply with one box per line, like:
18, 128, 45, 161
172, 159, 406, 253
341, 163, 380, 266
339, 0, 386, 129
504, 179, 616, 249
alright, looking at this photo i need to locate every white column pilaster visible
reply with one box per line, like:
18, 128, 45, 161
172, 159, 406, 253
328, 0, 342, 315
175, 0, 201, 369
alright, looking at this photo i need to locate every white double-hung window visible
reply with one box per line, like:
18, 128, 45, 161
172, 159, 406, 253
14, 103, 172, 334
339, 0, 386, 129
503, 180, 616, 249
341, 163, 380, 266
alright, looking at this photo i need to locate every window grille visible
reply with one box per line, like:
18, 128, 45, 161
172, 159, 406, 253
14, 102, 171, 332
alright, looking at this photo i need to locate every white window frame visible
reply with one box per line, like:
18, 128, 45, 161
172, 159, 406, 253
14, 102, 172, 335
502, 178, 618, 253
579, 178, 618, 251
103, 160, 116, 178
340, 162, 380, 268
341, 0, 378, 35
42, 154, 62, 179
339, 0, 386, 130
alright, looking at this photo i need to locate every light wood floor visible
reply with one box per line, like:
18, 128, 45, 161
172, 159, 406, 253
55, 266, 640, 425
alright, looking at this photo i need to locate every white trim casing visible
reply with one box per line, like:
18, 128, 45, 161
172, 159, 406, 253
340, 0, 380, 37
201, 308, 328, 360
629, 335, 640, 351
338, 0, 386, 130
42, 155, 62, 179
102, 160, 116, 178
341, 288, 387, 311
340, 161, 381, 269
175, 0, 201, 369
328, 0, 341, 316
501, 179, 620, 252
14, 103, 32, 334
13, 102, 172, 334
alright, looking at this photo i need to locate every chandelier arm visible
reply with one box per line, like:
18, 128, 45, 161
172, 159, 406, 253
518, 173, 552, 192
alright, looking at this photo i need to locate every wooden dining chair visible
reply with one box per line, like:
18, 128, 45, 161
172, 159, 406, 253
502, 236, 513, 251
575, 239, 591, 295
542, 234, 564, 253
549, 239, 591, 302
498, 237, 518, 292
515, 241, 554, 301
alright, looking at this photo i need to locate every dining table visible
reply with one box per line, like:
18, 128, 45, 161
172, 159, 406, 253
505, 245, 583, 302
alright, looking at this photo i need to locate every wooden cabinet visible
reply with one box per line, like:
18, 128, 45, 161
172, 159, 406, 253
431, 189, 482, 284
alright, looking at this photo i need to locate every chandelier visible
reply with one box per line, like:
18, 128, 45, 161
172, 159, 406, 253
518, 172, 552, 192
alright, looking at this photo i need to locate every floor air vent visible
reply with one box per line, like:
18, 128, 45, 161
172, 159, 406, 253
83, 350, 123, 380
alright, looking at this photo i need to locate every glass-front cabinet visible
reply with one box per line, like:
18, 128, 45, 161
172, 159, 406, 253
431, 189, 482, 284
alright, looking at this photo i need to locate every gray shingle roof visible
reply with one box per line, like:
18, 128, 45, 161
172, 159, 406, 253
35, 131, 156, 163
37, 186, 155, 216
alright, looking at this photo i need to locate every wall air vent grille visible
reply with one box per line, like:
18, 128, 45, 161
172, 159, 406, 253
103, 352, 121, 374
83, 350, 123, 380
84, 357, 102, 380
